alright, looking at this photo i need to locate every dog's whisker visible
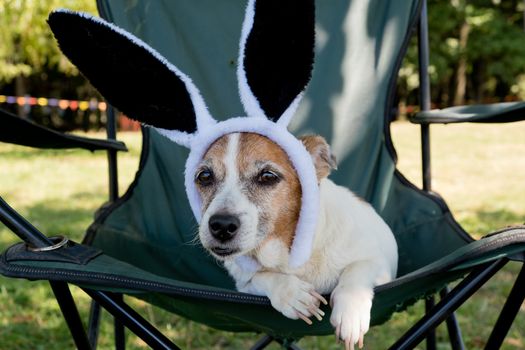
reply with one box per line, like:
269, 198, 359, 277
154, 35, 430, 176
188, 234, 201, 245
182, 226, 202, 247
183, 237, 200, 246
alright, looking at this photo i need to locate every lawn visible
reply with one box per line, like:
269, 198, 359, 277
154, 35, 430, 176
0, 121, 524, 349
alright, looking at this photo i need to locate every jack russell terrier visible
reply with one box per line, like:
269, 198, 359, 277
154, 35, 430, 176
195, 132, 398, 349
49, 1, 399, 348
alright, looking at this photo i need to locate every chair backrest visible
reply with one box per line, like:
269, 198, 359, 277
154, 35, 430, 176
89, 0, 471, 286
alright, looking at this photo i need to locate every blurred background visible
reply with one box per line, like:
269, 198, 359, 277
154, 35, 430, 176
0, 0, 138, 132
2, 0, 525, 129
0, 0, 524, 349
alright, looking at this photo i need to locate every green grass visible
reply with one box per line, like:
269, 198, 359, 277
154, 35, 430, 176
0, 122, 524, 349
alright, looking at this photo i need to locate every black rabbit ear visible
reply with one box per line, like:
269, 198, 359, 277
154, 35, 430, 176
238, 0, 315, 125
48, 10, 214, 146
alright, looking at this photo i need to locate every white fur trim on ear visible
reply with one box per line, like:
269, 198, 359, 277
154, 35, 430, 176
237, 0, 267, 120
276, 93, 304, 127
154, 127, 195, 148
53, 9, 215, 136
155, 115, 218, 148
184, 117, 320, 269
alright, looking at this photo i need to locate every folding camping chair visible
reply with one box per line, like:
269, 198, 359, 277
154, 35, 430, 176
1, 0, 525, 349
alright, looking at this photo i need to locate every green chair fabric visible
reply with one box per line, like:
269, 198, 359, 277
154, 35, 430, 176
86, 0, 474, 332
90, 0, 470, 283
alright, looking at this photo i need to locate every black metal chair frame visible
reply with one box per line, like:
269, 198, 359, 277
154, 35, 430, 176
1, 1, 524, 349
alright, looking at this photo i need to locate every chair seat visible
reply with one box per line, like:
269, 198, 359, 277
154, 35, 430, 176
2, 226, 524, 339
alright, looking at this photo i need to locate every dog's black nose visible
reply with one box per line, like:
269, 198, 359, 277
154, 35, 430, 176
209, 214, 240, 242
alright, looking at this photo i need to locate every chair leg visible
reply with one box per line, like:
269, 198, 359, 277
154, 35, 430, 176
114, 294, 126, 350
84, 289, 180, 350
251, 335, 274, 350
484, 263, 525, 350
87, 301, 102, 349
274, 338, 303, 350
440, 287, 465, 350
425, 297, 436, 350
285, 343, 303, 350
50, 282, 92, 350
389, 259, 507, 350
425, 290, 465, 350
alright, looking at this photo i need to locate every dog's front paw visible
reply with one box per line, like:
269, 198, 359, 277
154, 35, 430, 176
267, 275, 328, 325
330, 287, 373, 350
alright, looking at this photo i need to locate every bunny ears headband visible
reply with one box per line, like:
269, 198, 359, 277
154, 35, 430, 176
48, 0, 317, 270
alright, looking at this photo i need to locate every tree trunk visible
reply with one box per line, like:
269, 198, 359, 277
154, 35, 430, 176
472, 60, 485, 103
453, 20, 470, 106
15, 75, 27, 117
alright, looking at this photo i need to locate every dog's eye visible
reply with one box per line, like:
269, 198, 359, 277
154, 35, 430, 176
257, 170, 280, 185
196, 169, 214, 186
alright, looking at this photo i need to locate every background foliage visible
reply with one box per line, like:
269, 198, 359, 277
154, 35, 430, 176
0, 0, 96, 81
399, 0, 525, 109
1, 0, 525, 128
0, 0, 100, 130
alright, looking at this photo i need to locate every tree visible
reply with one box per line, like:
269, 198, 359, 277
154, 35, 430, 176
398, 0, 525, 110
0, 0, 97, 83
0, 0, 97, 120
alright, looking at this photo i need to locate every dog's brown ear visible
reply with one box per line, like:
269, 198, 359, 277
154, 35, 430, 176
299, 135, 337, 181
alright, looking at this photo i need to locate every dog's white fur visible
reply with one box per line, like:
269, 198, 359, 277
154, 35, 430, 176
197, 132, 398, 349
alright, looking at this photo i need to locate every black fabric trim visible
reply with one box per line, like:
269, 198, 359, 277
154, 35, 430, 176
244, 0, 315, 121
0, 108, 127, 152
48, 11, 197, 133
83, 126, 150, 245
2, 227, 524, 304
0, 248, 269, 305
376, 226, 525, 292
383, 0, 420, 164
5, 240, 102, 266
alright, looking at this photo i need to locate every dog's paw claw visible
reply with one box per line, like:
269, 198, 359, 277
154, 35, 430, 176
296, 311, 313, 325
330, 288, 372, 349
309, 306, 324, 321
310, 290, 328, 305
267, 276, 324, 323
358, 333, 364, 349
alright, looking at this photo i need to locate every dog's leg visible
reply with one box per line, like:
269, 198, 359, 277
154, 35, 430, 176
241, 272, 328, 324
330, 260, 391, 350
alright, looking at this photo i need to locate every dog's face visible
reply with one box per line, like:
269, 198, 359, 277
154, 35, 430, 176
195, 132, 335, 260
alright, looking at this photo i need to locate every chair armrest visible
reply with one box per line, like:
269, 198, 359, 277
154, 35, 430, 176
0, 108, 127, 152
409, 102, 525, 124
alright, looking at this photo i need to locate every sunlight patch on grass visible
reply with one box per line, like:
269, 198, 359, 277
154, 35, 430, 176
391, 121, 525, 237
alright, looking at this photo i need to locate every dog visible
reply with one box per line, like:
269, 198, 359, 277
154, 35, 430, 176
195, 132, 398, 349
